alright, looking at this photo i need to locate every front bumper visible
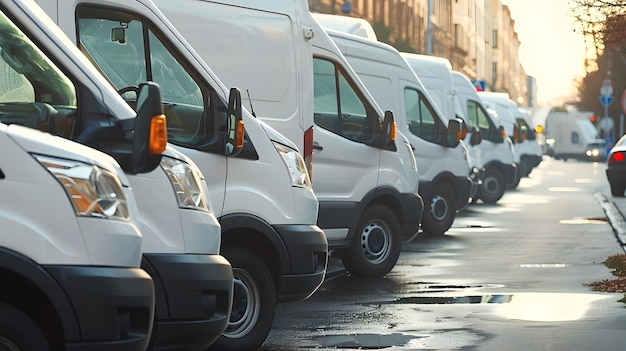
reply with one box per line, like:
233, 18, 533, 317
44, 265, 155, 351
274, 224, 328, 303
141, 253, 233, 351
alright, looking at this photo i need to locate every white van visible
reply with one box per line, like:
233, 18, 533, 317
39, 1, 329, 349
153, 0, 423, 279
450, 70, 517, 203
19, 0, 237, 349
323, 28, 474, 236
402, 53, 516, 203
312, 12, 378, 40
0, 1, 157, 349
545, 110, 606, 161
478, 92, 543, 180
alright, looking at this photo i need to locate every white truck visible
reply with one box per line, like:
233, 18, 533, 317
39, 1, 330, 349
153, 0, 423, 279
323, 27, 474, 236
450, 70, 517, 203
0, 0, 161, 349
545, 110, 606, 161
478, 92, 543, 181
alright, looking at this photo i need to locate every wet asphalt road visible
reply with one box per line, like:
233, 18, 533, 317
261, 157, 626, 351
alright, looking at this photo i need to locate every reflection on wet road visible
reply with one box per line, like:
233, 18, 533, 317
263, 159, 626, 350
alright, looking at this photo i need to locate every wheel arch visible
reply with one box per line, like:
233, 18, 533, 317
0, 248, 76, 346
219, 213, 288, 297
346, 186, 406, 241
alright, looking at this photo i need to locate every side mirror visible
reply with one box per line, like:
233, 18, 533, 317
496, 125, 506, 143
446, 118, 462, 148
225, 88, 245, 156
470, 127, 483, 146
130, 82, 167, 173
380, 110, 396, 149
520, 125, 528, 142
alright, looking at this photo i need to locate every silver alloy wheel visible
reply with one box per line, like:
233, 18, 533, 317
224, 268, 260, 339
359, 221, 391, 264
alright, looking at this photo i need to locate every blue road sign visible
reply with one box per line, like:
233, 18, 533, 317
601, 95, 614, 106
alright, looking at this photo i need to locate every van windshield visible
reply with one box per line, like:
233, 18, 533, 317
0, 10, 77, 138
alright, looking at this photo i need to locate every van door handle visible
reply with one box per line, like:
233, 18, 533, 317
313, 142, 323, 150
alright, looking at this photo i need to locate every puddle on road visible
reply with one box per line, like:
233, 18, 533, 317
310, 333, 418, 349
388, 292, 609, 322
549, 186, 584, 192
559, 217, 607, 224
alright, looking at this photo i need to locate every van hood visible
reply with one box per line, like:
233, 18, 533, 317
5, 123, 129, 185
256, 118, 300, 152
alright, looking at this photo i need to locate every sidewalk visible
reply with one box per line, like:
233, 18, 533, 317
596, 192, 626, 253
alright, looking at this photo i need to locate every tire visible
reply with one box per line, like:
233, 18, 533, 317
341, 204, 402, 278
210, 248, 275, 351
517, 159, 530, 178
421, 183, 456, 236
610, 182, 626, 197
0, 302, 49, 351
480, 168, 505, 204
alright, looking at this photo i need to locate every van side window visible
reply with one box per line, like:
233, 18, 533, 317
0, 11, 77, 138
404, 88, 438, 143
467, 100, 498, 142
313, 58, 374, 143
77, 9, 219, 148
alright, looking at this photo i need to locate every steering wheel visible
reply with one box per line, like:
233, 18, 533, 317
117, 85, 139, 96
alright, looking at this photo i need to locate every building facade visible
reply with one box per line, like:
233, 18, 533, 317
308, 0, 533, 107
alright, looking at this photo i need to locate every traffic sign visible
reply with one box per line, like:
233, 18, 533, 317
601, 79, 613, 97
601, 95, 614, 106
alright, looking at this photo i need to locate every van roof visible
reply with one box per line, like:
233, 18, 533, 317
311, 13, 377, 41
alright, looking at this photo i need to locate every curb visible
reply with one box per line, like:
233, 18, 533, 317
595, 192, 626, 253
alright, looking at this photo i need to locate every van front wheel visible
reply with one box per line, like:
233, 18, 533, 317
341, 205, 401, 278
480, 168, 505, 203
0, 302, 49, 351
211, 247, 275, 351
421, 183, 456, 235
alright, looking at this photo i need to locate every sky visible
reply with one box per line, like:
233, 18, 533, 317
501, 0, 589, 106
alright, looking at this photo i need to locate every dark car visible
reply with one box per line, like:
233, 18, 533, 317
606, 134, 626, 196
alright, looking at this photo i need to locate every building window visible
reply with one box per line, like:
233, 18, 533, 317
492, 29, 498, 48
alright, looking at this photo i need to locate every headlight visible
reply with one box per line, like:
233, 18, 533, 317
160, 156, 209, 211
33, 154, 129, 220
273, 141, 312, 189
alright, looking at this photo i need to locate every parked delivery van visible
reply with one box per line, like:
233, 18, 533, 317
11, 0, 238, 349
153, 0, 423, 280
450, 70, 517, 203
478, 92, 543, 180
545, 110, 606, 161
323, 27, 473, 236
0, 1, 160, 349
39, 0, 330, 349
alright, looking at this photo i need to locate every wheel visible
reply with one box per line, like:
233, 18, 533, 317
210, 248, 275, 351
0, 302, 49, 351
517, 159, 530, 178
421, 182, 456, 236
341, 204, 402, 278
480, 168, 505, 204
610, 182, 626, 197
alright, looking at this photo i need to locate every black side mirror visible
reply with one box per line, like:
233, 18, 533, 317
225, 88, 245, 156
496, 125, 505, 144
470, 127, 483, 146
380, 110, 396, 149
446, 118, 462, 148
130, 82, 167, 173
